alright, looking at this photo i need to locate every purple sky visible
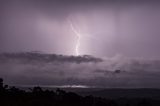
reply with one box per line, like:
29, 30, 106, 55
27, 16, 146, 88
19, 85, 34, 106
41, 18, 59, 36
0, 0, 160, 58
1, 0, 160, 87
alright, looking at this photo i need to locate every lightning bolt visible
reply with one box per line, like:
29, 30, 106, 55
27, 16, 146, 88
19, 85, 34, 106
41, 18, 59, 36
68, 20, 81, 56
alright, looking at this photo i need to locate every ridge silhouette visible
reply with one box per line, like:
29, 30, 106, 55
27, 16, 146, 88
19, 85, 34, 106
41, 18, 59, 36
0, 78, 159, 106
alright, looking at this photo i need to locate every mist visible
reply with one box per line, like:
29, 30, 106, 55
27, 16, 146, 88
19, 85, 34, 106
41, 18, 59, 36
0, 52, 160, 88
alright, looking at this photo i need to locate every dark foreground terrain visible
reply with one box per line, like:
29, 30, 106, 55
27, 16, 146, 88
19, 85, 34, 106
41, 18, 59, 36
1, 78, 160, 106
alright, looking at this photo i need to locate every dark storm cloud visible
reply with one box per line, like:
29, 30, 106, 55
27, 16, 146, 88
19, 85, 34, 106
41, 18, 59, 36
0, 52, 160, 88
0, 52, 102, 63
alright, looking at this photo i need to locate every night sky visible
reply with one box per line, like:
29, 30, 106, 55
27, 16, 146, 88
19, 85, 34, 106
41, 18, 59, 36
0, 0, 160, 58
0, 0, 160, 88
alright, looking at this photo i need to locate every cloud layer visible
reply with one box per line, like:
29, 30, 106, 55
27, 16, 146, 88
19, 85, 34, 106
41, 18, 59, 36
0, 52, 160, 88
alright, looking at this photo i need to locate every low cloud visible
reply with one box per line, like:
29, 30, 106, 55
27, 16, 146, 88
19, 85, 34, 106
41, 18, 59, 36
0, 52, 160, 88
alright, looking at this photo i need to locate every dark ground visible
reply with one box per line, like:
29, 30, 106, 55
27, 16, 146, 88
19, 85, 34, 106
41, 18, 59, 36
1, 78, 160, 106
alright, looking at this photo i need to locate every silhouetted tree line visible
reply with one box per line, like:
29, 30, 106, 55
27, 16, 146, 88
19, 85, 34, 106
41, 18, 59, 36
0, 78, 160, 106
